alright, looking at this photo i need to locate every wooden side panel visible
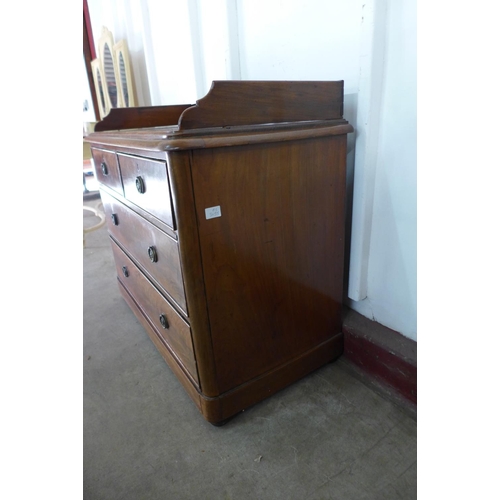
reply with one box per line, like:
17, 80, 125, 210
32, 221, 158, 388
191, 136, 347, 394
179, 81, 344, 130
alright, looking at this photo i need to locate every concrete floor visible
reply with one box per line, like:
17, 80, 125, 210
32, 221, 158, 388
83, 201, 417, 500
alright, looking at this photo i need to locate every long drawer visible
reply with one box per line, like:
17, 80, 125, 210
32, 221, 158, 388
111, 239, 199, 386
118, 153, 175, 230
100, 190, 187, 314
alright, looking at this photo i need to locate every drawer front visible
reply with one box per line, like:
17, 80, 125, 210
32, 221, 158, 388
118, 154, 175, 229
92, 148, 123, 195
111, 240, 199, 385
101, 190, 187, 314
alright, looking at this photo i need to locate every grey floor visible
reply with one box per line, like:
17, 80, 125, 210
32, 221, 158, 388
83, 200, 417, 500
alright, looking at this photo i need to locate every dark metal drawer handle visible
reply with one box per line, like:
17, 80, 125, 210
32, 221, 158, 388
101, 162, 109, 176
136, 176, 145, 193
159, 314, 169, 329
122, 266, 129, 278
111, 213, 119, 226
148, 246, 158, 263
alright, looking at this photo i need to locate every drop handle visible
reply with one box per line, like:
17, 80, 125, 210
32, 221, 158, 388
101, 162, 109, 176
135, 176, 145, 193
122, 266, 129, 277
148, 246, 158, 263
159, 314, 169, 329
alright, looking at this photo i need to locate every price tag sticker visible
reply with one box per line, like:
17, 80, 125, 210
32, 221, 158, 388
205, 206, 222, 220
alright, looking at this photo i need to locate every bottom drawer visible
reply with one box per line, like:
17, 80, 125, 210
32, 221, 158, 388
110, 239, 199, 386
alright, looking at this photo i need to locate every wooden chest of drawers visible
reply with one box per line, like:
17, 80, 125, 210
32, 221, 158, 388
85, 81, 353, 425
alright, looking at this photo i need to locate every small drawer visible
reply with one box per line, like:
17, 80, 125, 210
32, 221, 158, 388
111, 240, 199, 385
118, 154, 175, 230
92, 148, 123, 195
100, 190, 187, 314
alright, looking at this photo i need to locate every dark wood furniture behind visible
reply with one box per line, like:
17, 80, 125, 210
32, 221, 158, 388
85, 81, 354, 425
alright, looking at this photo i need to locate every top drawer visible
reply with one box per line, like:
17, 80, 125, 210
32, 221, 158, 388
118, 154, 175, 230
92, 148, 123, 195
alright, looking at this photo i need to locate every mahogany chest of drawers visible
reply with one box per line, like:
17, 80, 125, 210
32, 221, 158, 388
85, 81, 353, 425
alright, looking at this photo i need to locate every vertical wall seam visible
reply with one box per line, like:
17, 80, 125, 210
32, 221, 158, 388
139, 0, 161, 105
348, 0, 388, 301
187, 0, 208, 99
226, 0, 242, 80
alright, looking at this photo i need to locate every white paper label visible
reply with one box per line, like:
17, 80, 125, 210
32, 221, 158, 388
205, 205, 222, 220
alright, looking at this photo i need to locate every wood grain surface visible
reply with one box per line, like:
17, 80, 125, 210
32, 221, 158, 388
179, 80, 344, 130
118, 154, 175, 229
191, 136, 347, 394
94, 104, 192, 132
100, 190, 187, 314
92, 148, 123, 195
111, 240, 199, 385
